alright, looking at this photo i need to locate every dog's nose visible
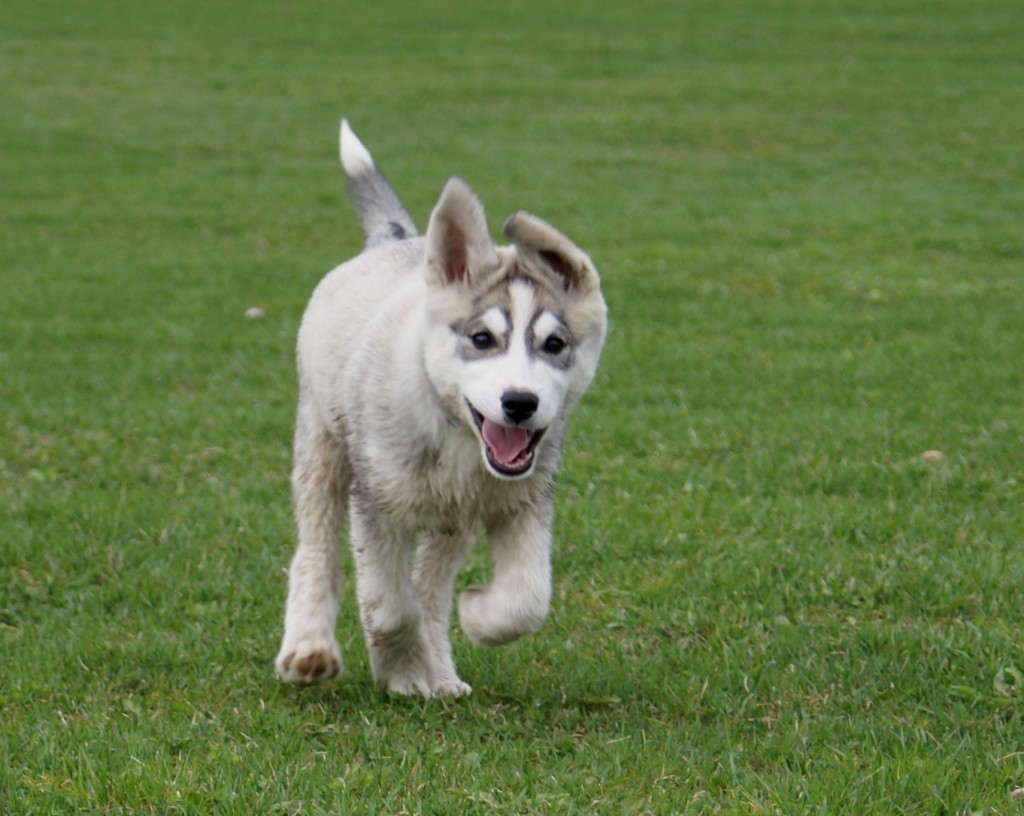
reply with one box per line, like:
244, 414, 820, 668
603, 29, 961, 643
501, 390, 539, 424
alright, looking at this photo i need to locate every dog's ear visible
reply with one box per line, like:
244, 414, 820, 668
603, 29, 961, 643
424, 178, 499, 288
503, 212, 600, 295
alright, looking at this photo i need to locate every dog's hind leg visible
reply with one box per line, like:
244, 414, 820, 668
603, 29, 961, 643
275, 402, 347, 685
459, 497, 554, 647
411, 530, 477, 697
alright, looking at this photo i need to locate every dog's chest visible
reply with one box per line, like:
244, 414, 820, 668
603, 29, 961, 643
380, 441, 526, 534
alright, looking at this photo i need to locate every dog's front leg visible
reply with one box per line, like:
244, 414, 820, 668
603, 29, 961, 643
412, 530, 477, 697
459, 498, 553, 647
350, 492, 436, 697
276, 417, 346, 685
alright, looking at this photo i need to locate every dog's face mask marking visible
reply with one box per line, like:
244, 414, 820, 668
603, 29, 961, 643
456, 307, 511, 361
422, 180, 606, 480
457, 280, 571, 478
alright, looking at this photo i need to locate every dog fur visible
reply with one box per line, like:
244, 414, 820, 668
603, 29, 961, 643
274, 120, 607, 697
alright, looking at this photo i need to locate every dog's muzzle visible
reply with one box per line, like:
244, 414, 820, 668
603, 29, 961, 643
467, 400, 545, 478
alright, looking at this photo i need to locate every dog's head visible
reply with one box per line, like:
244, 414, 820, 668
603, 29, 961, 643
422, 179, 607, 480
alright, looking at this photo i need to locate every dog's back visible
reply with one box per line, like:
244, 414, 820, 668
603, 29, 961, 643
296, 122, 431, 442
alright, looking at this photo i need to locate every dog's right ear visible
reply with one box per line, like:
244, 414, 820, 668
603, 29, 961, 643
424, 178, 498, 288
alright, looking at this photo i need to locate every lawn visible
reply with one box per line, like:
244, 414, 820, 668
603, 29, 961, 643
2, 0, 1023, 813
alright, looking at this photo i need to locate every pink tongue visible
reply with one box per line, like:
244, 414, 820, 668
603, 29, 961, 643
481, 419, 532, 465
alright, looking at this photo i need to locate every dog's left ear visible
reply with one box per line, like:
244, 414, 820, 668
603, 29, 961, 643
424, 178, 499, 288
503, 212, 600, 295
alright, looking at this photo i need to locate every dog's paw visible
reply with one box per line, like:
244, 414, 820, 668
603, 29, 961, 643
372, 648, 472, 698
382, 672, 471, 699
379, 666, 433, 698
459, 587, 511, 646
275, 637, 342, 685
432, 678, 473, 698
458, 585, 546, 647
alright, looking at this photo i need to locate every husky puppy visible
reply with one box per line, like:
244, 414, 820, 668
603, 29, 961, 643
275, 121, 607, 697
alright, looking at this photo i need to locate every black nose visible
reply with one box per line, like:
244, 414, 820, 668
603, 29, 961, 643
501, 390, 539, 424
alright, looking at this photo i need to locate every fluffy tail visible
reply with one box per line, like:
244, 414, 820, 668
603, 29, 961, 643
340, 119, 418, 248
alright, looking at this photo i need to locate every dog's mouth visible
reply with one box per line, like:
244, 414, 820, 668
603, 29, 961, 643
468, 403, 545, 477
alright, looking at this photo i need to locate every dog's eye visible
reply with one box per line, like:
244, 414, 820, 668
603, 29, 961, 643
471, 331, 496, 350
542, 336, 567, 355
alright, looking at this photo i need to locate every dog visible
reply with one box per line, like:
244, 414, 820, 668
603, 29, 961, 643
274, 120, 607, 697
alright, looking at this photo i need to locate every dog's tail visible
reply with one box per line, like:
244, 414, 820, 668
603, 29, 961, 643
340, 119, 418, 248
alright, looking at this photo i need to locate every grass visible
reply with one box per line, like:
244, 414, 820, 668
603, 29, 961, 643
2, 0, 1023, 812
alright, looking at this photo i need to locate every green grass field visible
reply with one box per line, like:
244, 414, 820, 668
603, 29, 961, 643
3, 0, 1023, 812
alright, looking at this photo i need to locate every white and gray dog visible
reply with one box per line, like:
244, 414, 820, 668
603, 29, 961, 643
275, 121, 607, 697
